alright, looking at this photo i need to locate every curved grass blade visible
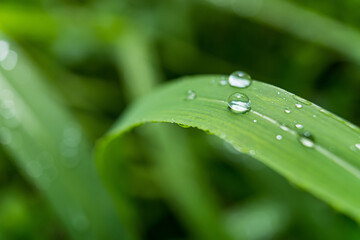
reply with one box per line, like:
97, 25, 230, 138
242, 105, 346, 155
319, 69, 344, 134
96, 75, 360, 223
0, 36, 127, 239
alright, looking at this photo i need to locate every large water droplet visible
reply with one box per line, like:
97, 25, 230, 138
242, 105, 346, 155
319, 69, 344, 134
185, 90, 196, 100
228, 71, 252, 88
0, 40, 10, 61
298, 132, 315, 148
228, 92, 251, 113
292, 95, 311, 105
295, 124, 303, 129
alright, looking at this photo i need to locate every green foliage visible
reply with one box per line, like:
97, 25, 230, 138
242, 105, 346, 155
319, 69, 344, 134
0, 0, 360, 239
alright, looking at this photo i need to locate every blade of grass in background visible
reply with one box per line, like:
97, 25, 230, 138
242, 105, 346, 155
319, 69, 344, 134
112, 25, 231, 239
97, 75, 360, 225
0, 35, 127, 239
205, 0, 360, 66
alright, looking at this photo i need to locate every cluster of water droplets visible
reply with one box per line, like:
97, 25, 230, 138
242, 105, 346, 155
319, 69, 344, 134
0, 40, 18, 71
186, 70, 360, 153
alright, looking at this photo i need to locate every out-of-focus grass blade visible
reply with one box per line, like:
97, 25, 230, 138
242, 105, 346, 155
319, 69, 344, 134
0, 36, 127, 239
113, 26, 231, 239
96, 74, 360, 224
205, 0, 360, 65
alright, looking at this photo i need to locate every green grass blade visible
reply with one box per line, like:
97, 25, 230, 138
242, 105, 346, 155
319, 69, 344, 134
0, 37, 127, 239
96, 75, 360, 223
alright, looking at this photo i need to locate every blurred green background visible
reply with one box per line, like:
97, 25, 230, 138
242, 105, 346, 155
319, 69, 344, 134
0, 0, 360, 239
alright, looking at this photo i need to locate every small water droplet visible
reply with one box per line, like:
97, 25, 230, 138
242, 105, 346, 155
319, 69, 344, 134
228, 71, 252, 88
253, 119, 257, 123
185, 90, 196, 100
276, 135, 282, 140
219, 76, 228, 86
284, 107, 291, 114
313, 115, 317, 118
0, 40, 10, 61
355, 144, 360, 150
277, 91, 281, 95
292, 95, 311, 105
1, 50, 18, 71
299, 132, 315, 148
295, 124, 303, 129
295, 103, 303, 109
228, 92, 251, 113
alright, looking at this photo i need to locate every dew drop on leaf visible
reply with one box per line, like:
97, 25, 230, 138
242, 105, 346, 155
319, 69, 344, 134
295, 103, 303, 109
284, 107, 291, 114
295, 124, 303, 129
298, 131, 315, 148
228, 92, 251, 114
219, 76, 228, 86
228, 71, 252, 88
276, 135, 283, 140
185, 90, 196, 100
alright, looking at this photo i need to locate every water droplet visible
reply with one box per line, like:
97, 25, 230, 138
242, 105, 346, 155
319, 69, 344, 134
218, 76, 228, 86
276, 135, 282, 140
277, 91, 281, 95
284, 107, 291, 114
228, 71, 252, 88
185, 90, 196, 100
228, 92, 251, 113
355, 144, 360, 150
295, 103, 303, 109
253, 119, 257, 123
295, 124, 304, 129
0, 40, 10, 61
1, 50, 18, 71
313, 115, 317, 118
298, 132, 315, 148
292, 95, 311, 105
